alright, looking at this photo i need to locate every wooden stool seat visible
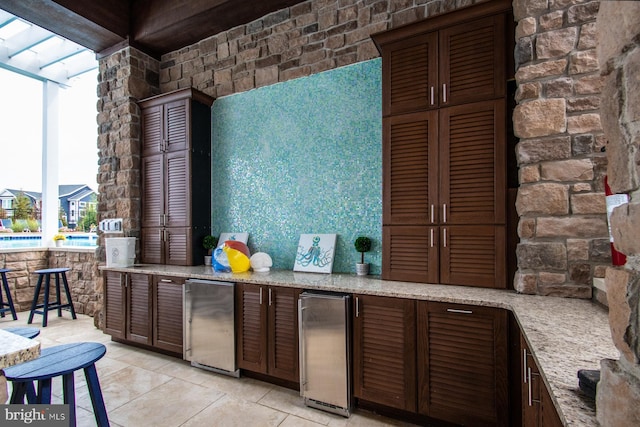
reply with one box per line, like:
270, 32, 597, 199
0, 268, 18, 320
28, 267, 77, 327
4, 342, 109, 427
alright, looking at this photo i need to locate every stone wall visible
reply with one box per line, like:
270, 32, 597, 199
0, 248, 99, 319
595, 2, 640, 425
512, 0, 608, 298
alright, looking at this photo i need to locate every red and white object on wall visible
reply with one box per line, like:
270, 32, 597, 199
604, 176, 628, 266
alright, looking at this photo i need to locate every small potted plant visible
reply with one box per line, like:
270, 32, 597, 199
53, 233, 66, 247
354, 236, 372, 276
203, 235, 217, 265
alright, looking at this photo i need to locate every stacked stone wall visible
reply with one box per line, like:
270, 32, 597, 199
0, 249, 99, 319
512, 0, 608, 298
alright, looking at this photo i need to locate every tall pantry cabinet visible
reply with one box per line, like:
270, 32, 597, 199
372, 0, 512, 288
138, 88, 214, 265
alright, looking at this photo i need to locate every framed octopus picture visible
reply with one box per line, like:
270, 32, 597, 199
294, 233, 337, 274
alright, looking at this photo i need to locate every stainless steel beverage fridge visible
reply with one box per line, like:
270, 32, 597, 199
298, 291, 351, 417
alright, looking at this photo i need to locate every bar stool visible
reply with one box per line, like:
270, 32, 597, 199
28, 267, 77, 327
4, 326, 40, 339
0, 268, 18, 320
4, 342, 109, 427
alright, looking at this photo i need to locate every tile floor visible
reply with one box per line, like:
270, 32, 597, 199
1, 312, 417, 427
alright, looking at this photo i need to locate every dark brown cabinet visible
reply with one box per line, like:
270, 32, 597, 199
139, 88, 214, 266
417, 301, 509, 426
352, 294, 416, 411
374, 1, 511, 288
236, 283, 301, 383
521, 335, 563, 427
103, 271, 183, 356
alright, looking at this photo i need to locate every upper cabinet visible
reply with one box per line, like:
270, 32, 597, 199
138, 88, 214, 266
379, 14, 506, 117
373, 0, 511, 288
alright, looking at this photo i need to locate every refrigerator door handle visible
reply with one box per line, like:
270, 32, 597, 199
298, 298, 307, 395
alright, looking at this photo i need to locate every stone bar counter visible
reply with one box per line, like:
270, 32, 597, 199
102, 265, 618, 426
0, 329, 40, 403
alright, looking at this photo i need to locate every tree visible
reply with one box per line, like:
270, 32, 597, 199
79, 203, 97, 232
13, 192, 33, 220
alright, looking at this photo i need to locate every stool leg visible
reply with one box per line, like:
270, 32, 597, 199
28, 275, 44, 324
84, 364, 109, 427
9, 382, 27, 403
37, 378, 52, 404
25, 382, 37, 403
2, 273, 18, 320
41, 274, 51, 327
62, 372, 77, 427
55, 273, 63, 318
61, 272, 77, 320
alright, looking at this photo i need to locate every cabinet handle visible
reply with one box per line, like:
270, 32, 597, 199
430, 204, 434, 223
160, 279, 172, 283
268, 288, 273, 306
442, 83, 447, 103
430, 86, 434, 105
443, 204, 447, 223
443, 228, 447, 248
259, 287, 263, 305
355, 297, 359, 318
523, 349, 528, 384
527, 367, 533, 406
430, 228, 434, 248
446, 308, 472, 314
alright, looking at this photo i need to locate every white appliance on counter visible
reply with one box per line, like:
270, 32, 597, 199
184, 279, 239, 377
298, 291, 352, 417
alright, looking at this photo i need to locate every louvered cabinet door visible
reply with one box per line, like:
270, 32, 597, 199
382, 225, 439, 283
141, 227, 163, 264
126, 273, 152, 345
153, 275, 184, 354
141, 153, 165, 227
236, 283, 268, 374
440, 225, 506, 288
418, 301, 508, 427
353, 295, 416, 412
165, 227, 191, 266
166, 150, 190, 227
164, 98, 190, 152
383, 111, 438, 225
103, 271, 125, 339
382, 32, 438, 116
267, 286, 301, 382
439, 14, 506, 107
439, 99, 506, 226
141, 104, 163, 156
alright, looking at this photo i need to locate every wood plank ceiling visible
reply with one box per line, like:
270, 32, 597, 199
0, 0, 306, 58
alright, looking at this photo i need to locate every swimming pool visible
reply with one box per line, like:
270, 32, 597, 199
0, 234, 98, 248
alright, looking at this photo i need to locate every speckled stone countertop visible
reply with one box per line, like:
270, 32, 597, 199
103, 265, 618, 426
0, 329, 41, 403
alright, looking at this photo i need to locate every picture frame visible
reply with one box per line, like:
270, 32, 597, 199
217, 232, 249, 247
293, 233, 337, 274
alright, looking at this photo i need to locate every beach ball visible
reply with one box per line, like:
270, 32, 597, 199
213, 244, 231, 272
222, 242, 251, 273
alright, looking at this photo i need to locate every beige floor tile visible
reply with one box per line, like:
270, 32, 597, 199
258, 387, 338, 425
181, 394, 288, 427
198, 374, 275, 403
108, 378, 224, 427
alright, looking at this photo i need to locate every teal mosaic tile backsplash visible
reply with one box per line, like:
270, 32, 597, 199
211, 58, 382, 274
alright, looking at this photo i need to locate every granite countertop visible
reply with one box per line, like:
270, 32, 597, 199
0, 329, 40, 369
102, 265, 618, 426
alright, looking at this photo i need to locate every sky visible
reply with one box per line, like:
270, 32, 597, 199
0, 67, 99, 192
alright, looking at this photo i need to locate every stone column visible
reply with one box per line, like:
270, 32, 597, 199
595, 2, 640, 425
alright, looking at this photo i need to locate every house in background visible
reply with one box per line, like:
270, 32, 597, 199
0, 184, 97, 229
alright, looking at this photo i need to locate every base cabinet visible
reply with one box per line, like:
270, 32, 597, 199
352, 294, 416, 411
418, 301, 509, 427
103, 271, 183, 356
521, 335, 563, 427
235, 283, 300, 383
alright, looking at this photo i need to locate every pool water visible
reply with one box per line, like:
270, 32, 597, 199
0, 234, 97, 248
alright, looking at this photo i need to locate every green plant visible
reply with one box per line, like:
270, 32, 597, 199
354, 236, 372, 264
53, 233, 66, 241
27, 218, 39, 232
202, 235, 217, 255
